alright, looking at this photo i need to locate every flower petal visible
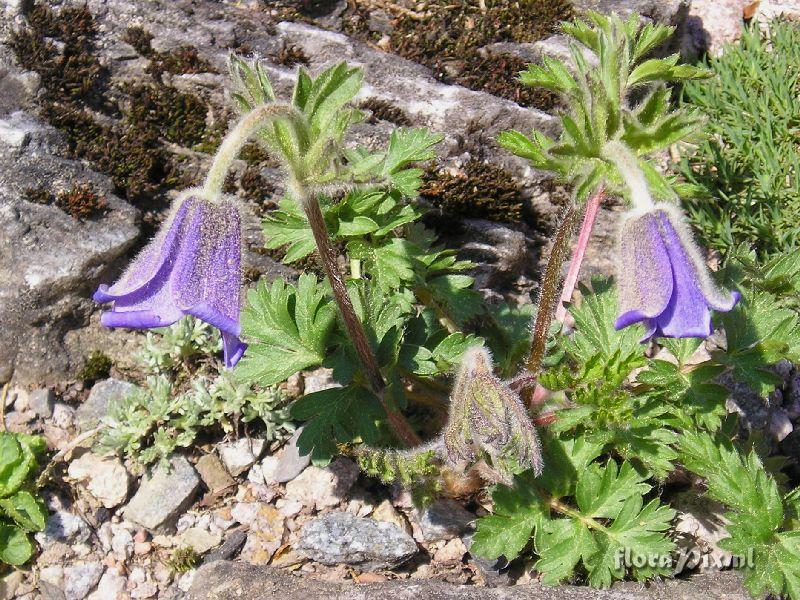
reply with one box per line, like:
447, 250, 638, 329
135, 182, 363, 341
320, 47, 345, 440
93, 198, 195, 304
172, 200, 243, 331
653, 212, 713, 338
656, 203, 740, 312
221, 332, 248, 368
614, 210, 674, 330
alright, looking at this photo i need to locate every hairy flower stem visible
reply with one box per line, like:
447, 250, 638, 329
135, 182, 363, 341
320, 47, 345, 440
555, 187, 605, 323
523, 204, 579, 406
524, 189, 605, 406
296, 184, 421, 447
202, 103, 303, 200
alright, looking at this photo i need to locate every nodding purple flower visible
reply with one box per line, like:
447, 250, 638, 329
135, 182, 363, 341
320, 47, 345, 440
93, 192, 247, 367
614, 203, 739, 340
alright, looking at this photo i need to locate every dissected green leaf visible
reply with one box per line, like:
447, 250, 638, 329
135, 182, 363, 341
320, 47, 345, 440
238, 274, 336, 385
291, 385, 384, 463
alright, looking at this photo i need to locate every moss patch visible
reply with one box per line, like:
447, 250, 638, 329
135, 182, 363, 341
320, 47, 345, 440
240, 166, 278, 207
359, 97, 412, 126
77, 350, 113, 383
124, 83, 209, 147
274, 43, 310, 68
123, 26, 215, 82
421, 159, 524, 222
166, 547, 199, 574
343, 0, 571, 109
10, 5, 219, 210
55, 183, 108, 219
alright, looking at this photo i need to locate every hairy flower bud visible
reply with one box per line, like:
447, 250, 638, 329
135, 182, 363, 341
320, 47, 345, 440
93, 191, 246, 367
615, 203, 739, 339
443, 347, 543, 477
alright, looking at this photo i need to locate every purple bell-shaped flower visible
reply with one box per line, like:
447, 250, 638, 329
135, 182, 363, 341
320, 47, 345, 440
614, 203, 740, 339
93, 191, 247, 367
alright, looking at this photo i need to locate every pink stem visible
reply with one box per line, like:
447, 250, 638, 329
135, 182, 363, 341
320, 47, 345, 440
530, 186, 604, 409
555, 186, 605, 324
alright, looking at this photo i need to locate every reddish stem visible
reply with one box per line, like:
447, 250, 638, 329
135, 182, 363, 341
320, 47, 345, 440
555, 186, 605, 323
526, 187, 605, 408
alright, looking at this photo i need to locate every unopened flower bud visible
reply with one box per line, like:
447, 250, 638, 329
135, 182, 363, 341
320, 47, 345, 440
443, 347, 543, 477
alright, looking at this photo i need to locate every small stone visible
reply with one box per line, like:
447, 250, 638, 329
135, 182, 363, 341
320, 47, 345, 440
52, 403, 76, 429
43, 423, 71, 451
217, 439, 266, 476
296, 511, 418, 571
128, 566, 146, 584
769, 408, 793, 442
240, 505, 285, 565
68, 452, 131, 508
28, 388, 55, 418
111, 526, 134, 560
63, 563, 104, 600
230, 502, 259, 526
9, 388, 28, 410
36, 511, 91, 546
673, 491, 732, 572
462, 532, 511, 587
87, 569, 127, 600
177, 570, 197, 592
39, 565, 65, 589
130, 581, 158, 599
0, 112, 37, 148
284, 458, 358, 510
134, 542, 152, 555
4, 410, 35, 432
176, 514, 197, 533
302, 368, 341, 394
413, 499, 475, 542
153, 562, 173, 585
0, 570, 25, 598
781, 429, 800, 460
77, 379, 139, 432
265, 427, 311, 484
203, 530, 247, 564
195, 454, 235, 493
284, 372, 303, 397
246, 463, 265, 485
372, 499, 411, 535
276, 497, 303, 518
177, 528, 222, 554
433, 538, 467, 565
134, 528, 149, 543
123, 456, 200, 532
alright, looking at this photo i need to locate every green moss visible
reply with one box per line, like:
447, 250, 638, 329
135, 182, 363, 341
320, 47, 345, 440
122, 26, 154, 56
359, 97, 412, 127
240, 166, 277, 206
78, 350, 113, 383
43, 104, 179, 204
166, 547, 199, 573
123, 26, 215, 81
124, 84, 209, 147
421, 159, 524, 222
23, 186, 52, 206
10, 4, 217, 207
343, 0, 571, 109
457, 53, 560, 111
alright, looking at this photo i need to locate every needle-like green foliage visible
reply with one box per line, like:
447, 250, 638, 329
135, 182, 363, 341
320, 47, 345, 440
679, 20, 800, 257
